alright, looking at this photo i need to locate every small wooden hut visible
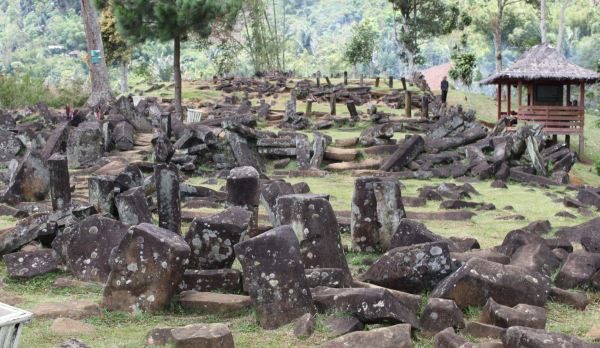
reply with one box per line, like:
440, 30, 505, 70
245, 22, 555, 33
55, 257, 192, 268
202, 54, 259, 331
481, 44, 599, 155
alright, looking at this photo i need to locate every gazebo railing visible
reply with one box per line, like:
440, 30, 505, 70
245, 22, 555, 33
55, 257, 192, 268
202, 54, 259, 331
516, 105, 584, 134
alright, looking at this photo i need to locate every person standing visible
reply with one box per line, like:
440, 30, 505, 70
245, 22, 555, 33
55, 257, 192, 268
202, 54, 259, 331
441, 76, 449, 104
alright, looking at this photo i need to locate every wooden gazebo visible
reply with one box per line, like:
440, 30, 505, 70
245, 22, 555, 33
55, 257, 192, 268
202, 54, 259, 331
481, 44, 599, 155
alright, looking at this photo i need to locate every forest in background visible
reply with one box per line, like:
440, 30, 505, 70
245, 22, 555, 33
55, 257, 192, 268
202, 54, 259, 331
0, 0, 599, 108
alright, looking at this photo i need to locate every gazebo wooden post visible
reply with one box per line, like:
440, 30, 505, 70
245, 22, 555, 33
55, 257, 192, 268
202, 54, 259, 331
517, 81, 522, 108
566, 84, 571, 105
497, 83, 502, 120
579, 81, 585, 156
507, 83, 511, 117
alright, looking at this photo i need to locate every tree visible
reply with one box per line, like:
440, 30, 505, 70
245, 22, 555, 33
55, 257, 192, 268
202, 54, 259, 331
234, 0, 287, 74
538, 0, 547, 44
556, 0, 573, 53
449, 52, 477, 89
96, 0, 242, 118
81, 0, 113, 107
344, 19, 379, 76
387, 0, 461, 72
492, 0, 537, 72
99, 4, 131, 93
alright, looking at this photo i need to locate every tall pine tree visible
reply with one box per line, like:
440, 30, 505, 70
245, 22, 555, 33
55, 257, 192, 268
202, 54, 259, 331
96, 0, 242, 118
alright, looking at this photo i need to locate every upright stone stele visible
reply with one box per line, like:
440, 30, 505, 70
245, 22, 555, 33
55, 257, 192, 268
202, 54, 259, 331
48, 154, 71, 211
154, 163, 181, 234
226, 166, 260, 235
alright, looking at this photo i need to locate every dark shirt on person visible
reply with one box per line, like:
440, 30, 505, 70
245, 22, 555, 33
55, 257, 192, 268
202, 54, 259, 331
441, 80, 449, 91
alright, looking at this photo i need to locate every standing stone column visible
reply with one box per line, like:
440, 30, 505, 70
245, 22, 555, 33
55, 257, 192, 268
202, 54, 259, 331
347, 102, 359, 123
375, 77, 380, 88
226, 166, 260, 236
405, 91, 412, 118
389, 76, 394, 89
48, 154, 71, 211
310, 132, 327, 169
351, 177, 406, 252
421, 95, 429, 118
160, 113, 171, 138
344, 71, 348, 85
373, 180, 406, 251
234, 226, 314, 329
401, 77, 407, 91
329, 93, 337, 116
305, 99, 313, 118
154, 163, 181, 234
296, 137, 311, 170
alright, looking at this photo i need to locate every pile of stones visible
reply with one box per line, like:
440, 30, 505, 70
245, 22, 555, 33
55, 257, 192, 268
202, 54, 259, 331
378, 104, 579, 185
0, 149, 598, 346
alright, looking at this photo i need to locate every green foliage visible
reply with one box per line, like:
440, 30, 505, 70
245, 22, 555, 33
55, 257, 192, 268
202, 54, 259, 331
0, 71, 87, 108
388, 0, 462, 68
214, 42, 240, 76
99, 4, 132, 65
96, 0, 242, 45
595, 160, 600, 176
344, 19, 379, 69
449, 52, 477, 88
237, 0, 287, 73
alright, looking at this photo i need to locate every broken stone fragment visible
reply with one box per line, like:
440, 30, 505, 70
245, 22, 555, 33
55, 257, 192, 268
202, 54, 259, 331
60, 214, 130, 283
320, 323, 412, 348
360, 241, 453, 293
304, 268, 352, 288
178, 269, 242, 293
103, 223, 190, 313
434, 327, 475, 348
311, 286, 419, 328
171, 323, 234, 348
234, 225, 314, 330
259, 180, 295, 225
351, 177, 406, 252
115, 187, 152, 225
430, 257, 550, 309
178, 291, 252, 315
2, 151, 50, 204
274, 194, 351, 280
88, 175, 117, 217
554, 251, 600, 290
481, 298, 546, 329
3, 248, 61, 279
420, 298, 465, 335
293, 313, 316, 338
66, 121, 104, 168
185, 206, 252, 269
503, 326, 598, 348
0, 213, 51, 256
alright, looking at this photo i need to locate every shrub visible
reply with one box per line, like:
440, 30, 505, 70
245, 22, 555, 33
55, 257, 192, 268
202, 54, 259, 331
595, 160, 600, 176
0, 72, 87, 109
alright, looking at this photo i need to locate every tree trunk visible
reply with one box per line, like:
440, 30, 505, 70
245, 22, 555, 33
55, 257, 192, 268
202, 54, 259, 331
174, 35, 183, 120
540, 0, 547, 44
80, 0, 113, 107
557, 0, 570, 53
406, 49, 415, 73
494, 3, 503, 73
120, 61, 128, 94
